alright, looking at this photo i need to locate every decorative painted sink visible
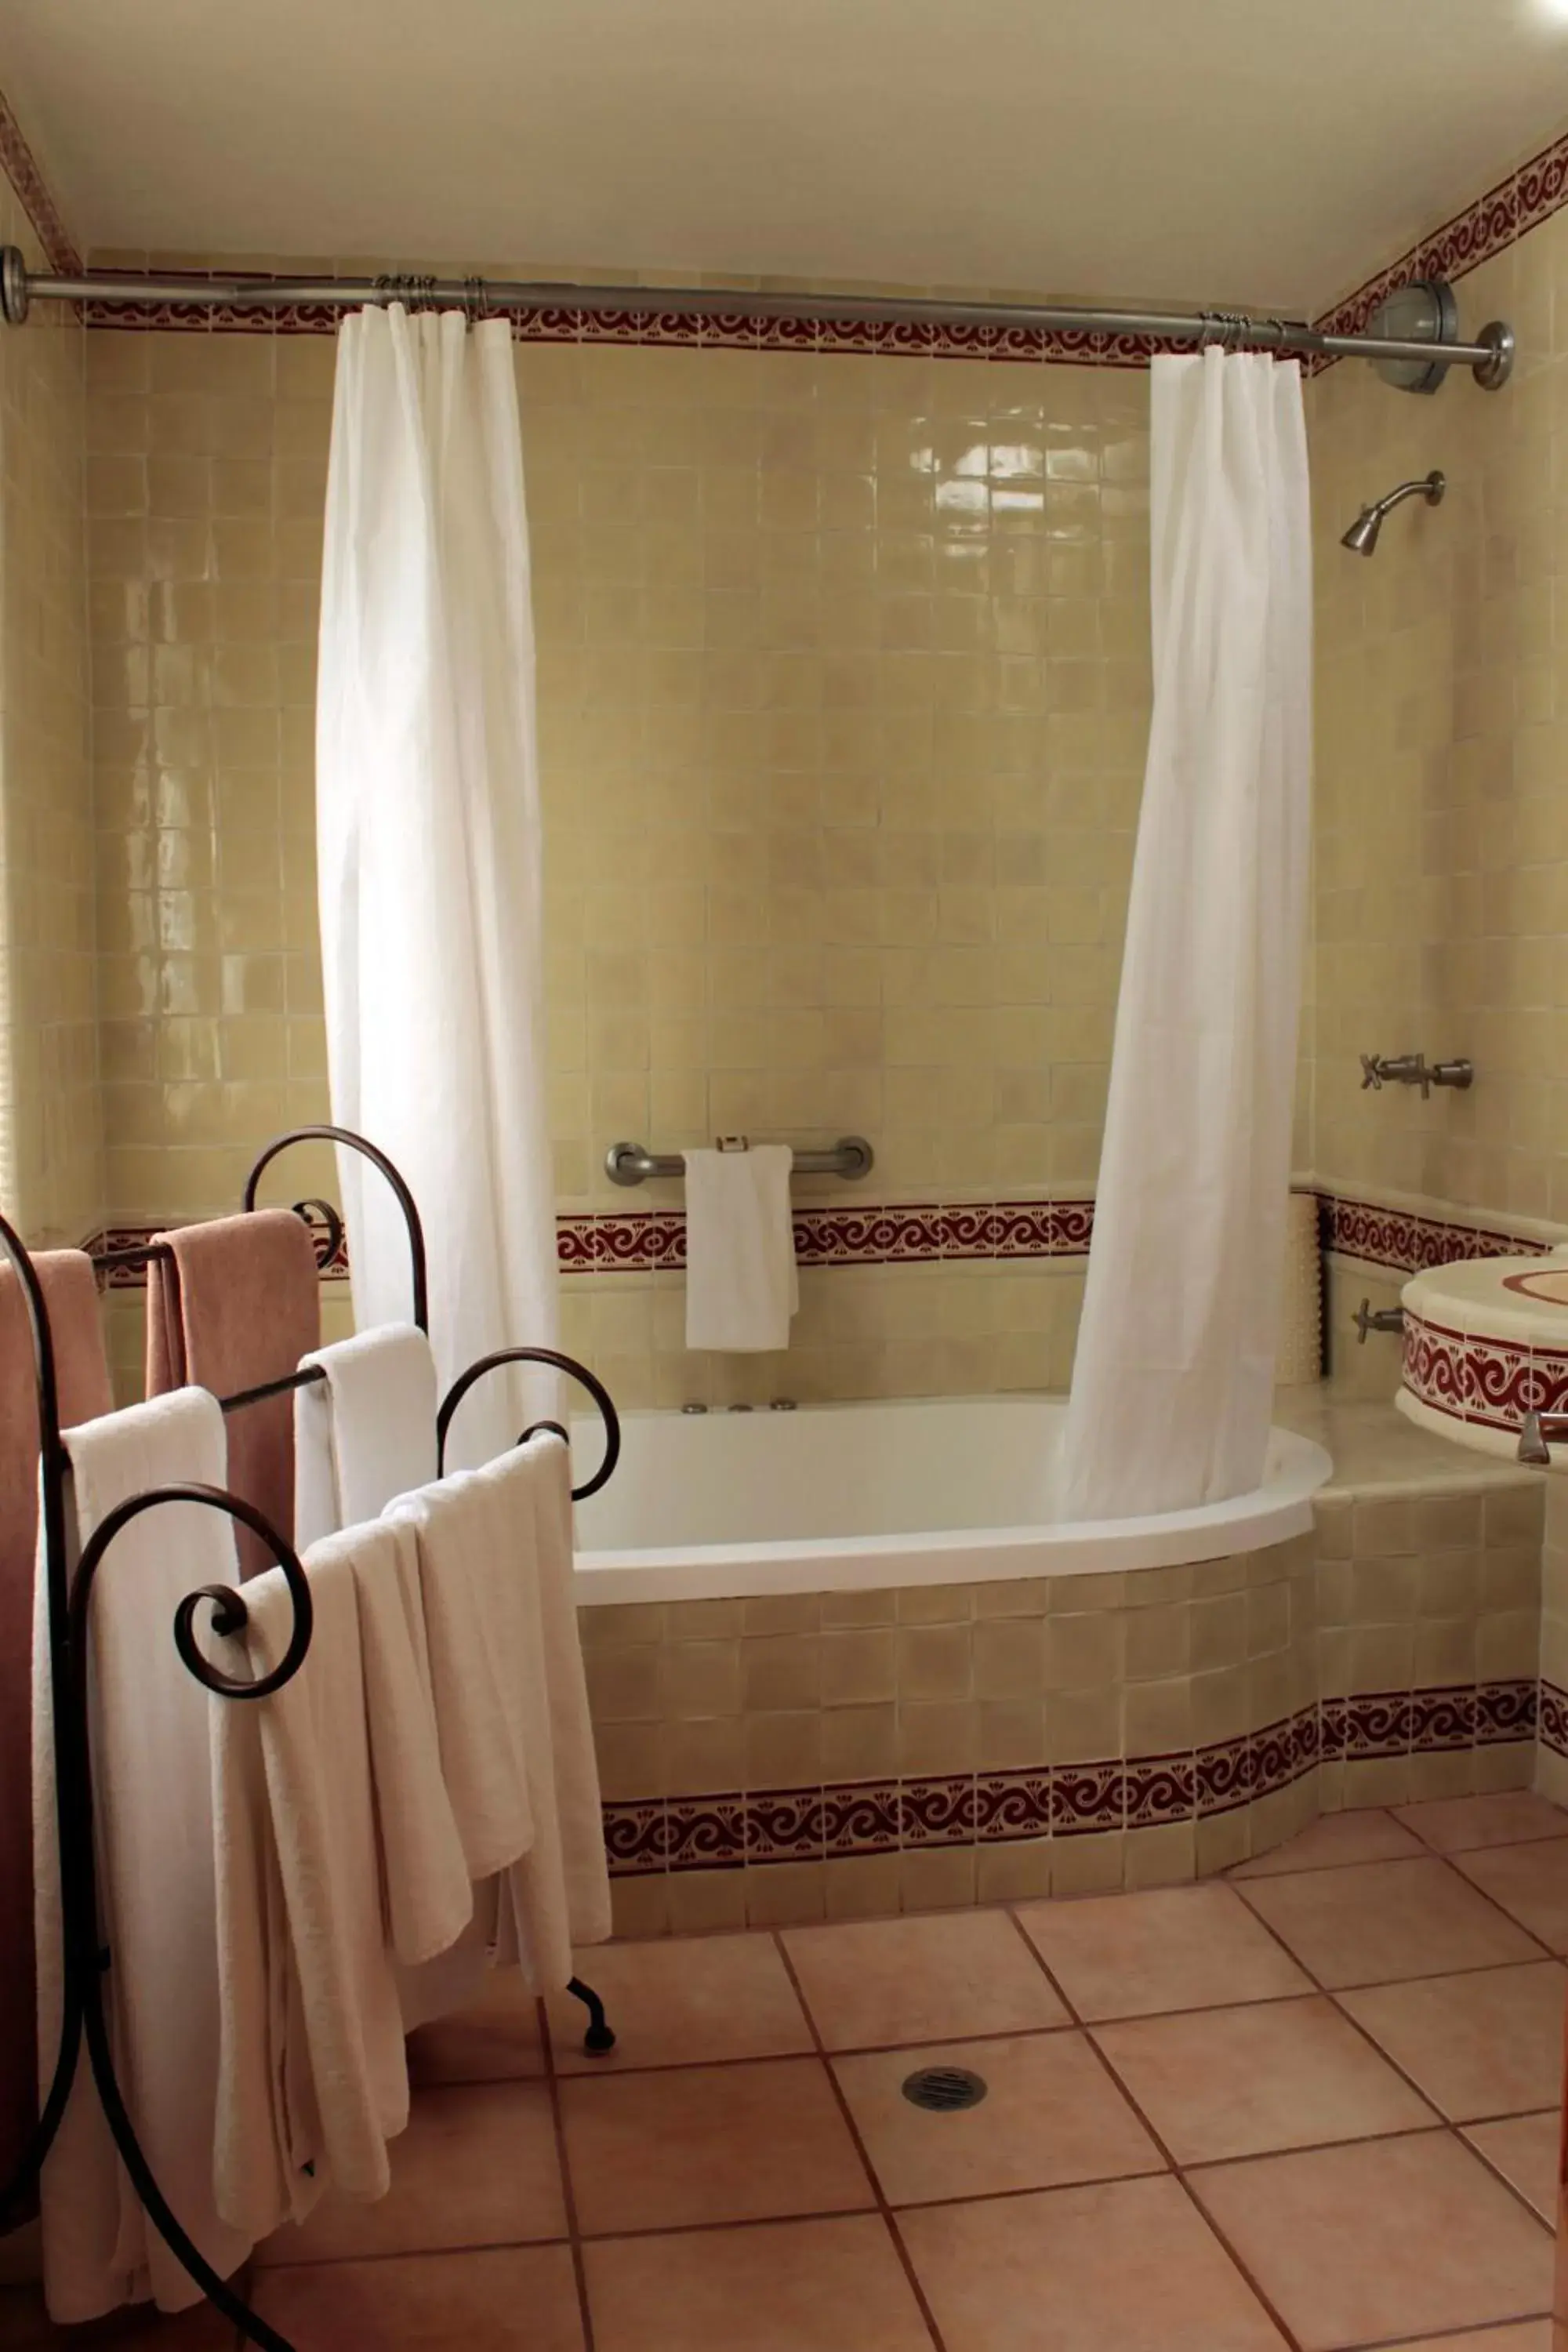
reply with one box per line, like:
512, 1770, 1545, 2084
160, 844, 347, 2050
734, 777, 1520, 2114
1399, 1250, 1568, 1463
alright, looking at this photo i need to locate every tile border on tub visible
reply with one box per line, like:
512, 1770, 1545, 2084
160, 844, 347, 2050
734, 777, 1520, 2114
1400, 1305, 1568, 1439
601, 1679, 1537, 1874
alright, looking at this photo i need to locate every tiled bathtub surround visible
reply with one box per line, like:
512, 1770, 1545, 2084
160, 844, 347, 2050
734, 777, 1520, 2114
585, 1465, 1547, 1936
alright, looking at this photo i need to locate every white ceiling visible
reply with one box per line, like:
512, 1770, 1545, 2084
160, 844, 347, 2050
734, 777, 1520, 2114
3, 0, 1568, 314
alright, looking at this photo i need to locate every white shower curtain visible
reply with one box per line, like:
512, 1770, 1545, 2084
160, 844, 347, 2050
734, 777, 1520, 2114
1058, 350, 1312, 1521
316, 306, 557, 1465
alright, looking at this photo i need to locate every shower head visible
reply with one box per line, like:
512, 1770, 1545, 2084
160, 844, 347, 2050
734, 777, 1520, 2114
1340, 470, 1446, 557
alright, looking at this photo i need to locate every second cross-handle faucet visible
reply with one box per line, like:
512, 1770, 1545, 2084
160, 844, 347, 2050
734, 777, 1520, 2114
1359, 1053, 1474, 1098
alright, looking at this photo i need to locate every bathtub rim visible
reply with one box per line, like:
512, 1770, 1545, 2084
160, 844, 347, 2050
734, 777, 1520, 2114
571, 1397, 1332, 1604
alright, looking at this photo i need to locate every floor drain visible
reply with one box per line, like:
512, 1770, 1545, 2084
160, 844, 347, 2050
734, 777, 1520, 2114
901, 2065, 988, 2113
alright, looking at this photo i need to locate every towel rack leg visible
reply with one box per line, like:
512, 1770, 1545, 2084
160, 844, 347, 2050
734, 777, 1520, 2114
567, 1975, 617, 2055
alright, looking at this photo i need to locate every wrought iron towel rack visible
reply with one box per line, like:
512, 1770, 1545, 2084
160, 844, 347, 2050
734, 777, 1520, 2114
2, 1124, 622, 2351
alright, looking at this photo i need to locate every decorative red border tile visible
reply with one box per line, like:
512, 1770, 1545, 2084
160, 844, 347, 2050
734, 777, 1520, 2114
971, 1770, 1051, 1844
1538, 1679, 1568, 1759
0, 84, 79, 274
1312, 130, 1559, 369
1324, 1193, 1548, 1278
85, 1214, 349, 1288
602, 1678, 1539, 1875
1402, 1307, 1568, 1436
822, 1780, 901, 1855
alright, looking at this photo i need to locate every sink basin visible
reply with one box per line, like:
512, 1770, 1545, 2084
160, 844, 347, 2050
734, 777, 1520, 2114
1399, 1250, 1568, 1464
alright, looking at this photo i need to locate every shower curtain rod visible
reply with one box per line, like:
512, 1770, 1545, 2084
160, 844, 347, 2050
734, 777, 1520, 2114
0, 248, 1515, 387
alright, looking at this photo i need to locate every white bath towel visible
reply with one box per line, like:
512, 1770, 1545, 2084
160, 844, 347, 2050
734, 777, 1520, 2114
385, 1474, 534, 1880
350, 1517, 473, 1965
293, 1322, 439, 1548
487, 1432, 612, 1987
211, 1538, 409, 2230
681, 1145, 800, 1352
31, 1388, 254, 2321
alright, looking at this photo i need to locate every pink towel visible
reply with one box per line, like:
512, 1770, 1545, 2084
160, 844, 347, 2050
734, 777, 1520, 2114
145, 1210, 321, 1577
0, 1252, 112, 2223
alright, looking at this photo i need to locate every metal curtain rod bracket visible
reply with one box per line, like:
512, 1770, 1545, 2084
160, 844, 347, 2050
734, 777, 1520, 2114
0, 247, 1515, 390
607, 1134, 874, 1186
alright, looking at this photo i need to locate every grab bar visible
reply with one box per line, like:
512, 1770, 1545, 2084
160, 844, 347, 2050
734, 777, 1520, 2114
604, 1135, 874, 1187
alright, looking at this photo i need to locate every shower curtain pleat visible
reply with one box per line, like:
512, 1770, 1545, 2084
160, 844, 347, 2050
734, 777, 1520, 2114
315, 306, 558, 1464
1059, 350, 1312, 1520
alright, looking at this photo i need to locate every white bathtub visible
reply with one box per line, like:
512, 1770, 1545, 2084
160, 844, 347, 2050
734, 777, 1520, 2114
572, 1394, 1332, 1605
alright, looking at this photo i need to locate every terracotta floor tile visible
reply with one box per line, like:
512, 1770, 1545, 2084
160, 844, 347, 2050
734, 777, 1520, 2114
407, 1969, 547, 2085
1236, 1857, 1541, 1987
1396, 1791, 1568, 1854
1189, 2130, 1554, 2349
1392, 2329, 1552, 2352
249, 2245, 584, 2350
1456, 1838, 1568, 1952
781, 1909, 1067, 2050
1339, 1961, 1568, 2122
1093, 1994, 1433, 2164
560, 2056, 873, 2234
1231, 1806, 1425, 1878
899, 2172, 1288, 2352
833, 2028, 1163, 2205
1465, 2111, 1560, 2223
1015, 1883, 1311, 2020
584, 2215, 934, 2351
0, 2286, 237, 2346
543, 1931, 812, 2073
252, 2080, 566, 2264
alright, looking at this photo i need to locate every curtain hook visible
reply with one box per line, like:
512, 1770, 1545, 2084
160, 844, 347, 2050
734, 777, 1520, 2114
464, 274, 488, 327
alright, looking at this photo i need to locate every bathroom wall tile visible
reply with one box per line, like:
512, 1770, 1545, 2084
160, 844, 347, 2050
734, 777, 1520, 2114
82, 314, 1152, 1396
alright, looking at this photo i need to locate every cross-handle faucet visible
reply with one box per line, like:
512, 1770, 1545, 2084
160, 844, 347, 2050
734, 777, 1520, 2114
1360, 1053, 1475, 1099
1519, 1411, 1568, 1465
1353, 1300, 1405, 1345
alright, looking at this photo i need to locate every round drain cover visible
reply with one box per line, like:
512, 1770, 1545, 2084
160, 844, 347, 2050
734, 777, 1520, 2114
901, 2065, 988, 2113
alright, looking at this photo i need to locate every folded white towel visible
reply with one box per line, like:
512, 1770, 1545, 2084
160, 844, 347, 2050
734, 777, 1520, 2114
211, 1538, 408, 2230
385, 1475, 534, 1880
485, 1433, 612, 1988
293, 1323, 438, 1548
681, 1145, 800, 1352
350, 1517, 474, 1965
31, 1389, 253, 2321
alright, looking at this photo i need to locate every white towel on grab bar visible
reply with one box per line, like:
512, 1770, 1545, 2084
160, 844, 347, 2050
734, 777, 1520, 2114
681, 1145, 799, 1352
